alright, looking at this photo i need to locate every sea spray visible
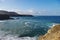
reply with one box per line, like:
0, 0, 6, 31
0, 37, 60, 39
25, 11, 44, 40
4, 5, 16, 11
0, 31, 37, 40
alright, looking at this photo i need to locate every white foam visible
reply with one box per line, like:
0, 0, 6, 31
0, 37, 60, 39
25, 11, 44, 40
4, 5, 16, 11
0, 36, 37, 40
0, 31, 37, 40
0, 21, 5, 22
52, 23, 60, 26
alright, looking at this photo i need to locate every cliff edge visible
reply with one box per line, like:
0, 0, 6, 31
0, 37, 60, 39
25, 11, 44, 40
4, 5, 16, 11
38, 24, 60, 40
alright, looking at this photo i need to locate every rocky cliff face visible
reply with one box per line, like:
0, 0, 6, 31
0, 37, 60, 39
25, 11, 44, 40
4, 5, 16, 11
38, 24, 60, 40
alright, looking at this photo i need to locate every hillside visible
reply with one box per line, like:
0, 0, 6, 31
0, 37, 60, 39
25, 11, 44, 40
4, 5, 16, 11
0, 10, 33, 17
0, 10, 33, 20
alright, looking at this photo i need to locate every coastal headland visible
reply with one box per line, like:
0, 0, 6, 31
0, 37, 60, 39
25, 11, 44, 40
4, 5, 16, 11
0, 10, 33, 20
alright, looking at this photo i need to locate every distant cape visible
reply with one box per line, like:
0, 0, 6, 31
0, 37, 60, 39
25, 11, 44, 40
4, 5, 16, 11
0, 10, 33, 20
0, 10, 33, 17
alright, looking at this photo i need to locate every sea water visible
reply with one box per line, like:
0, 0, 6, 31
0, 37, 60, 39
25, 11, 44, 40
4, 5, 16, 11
0, 16, 60, 40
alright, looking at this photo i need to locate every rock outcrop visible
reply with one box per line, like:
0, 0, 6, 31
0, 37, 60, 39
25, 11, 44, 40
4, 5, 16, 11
0, 14, 10, 20
38, 24, 60, 40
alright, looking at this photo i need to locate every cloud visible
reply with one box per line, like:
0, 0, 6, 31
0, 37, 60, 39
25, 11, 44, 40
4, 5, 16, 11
14, 9, 48, 15
12, 9, 37, 15
38, 10, 60, 16
2, 9, 60, 16
13, 9, 60, 16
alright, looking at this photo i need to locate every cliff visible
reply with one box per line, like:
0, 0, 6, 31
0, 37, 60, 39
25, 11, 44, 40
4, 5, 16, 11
38, 24, 60, 40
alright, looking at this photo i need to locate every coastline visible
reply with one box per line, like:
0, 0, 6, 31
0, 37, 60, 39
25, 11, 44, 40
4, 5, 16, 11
38, 24, 60, 40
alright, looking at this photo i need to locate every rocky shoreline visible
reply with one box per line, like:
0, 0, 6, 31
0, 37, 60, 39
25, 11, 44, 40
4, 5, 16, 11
38, 24, 60, 40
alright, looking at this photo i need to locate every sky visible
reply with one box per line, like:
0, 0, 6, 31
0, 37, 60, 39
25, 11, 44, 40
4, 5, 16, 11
0, 0, 60, 16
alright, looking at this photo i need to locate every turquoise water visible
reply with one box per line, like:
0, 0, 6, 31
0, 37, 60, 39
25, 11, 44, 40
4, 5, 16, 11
0, 16, 59, 40
0, 19, 51, 36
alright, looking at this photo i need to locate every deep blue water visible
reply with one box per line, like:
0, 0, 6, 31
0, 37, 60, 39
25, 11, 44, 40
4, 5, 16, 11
35, 16, 60, 23
16, 16, 60, 23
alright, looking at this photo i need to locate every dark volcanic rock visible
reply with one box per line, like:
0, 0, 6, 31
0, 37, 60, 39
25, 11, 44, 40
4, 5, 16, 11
0, 14, 10, 20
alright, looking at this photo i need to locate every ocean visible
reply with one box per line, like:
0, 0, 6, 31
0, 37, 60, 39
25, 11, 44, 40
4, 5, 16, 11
0, 16, 60, 40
